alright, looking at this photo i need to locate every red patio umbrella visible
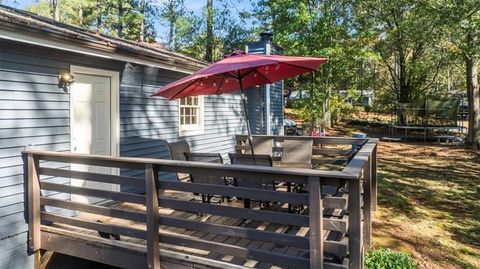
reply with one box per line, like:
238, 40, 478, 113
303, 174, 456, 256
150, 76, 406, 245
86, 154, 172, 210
152, 51, 328, 154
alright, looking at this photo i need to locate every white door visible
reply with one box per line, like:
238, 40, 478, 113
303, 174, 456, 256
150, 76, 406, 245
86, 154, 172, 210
70, 73, 118, 204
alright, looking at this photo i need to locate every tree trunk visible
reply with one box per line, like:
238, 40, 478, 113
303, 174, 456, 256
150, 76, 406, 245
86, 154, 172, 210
78, 6, 83, 26
466, 55, 480, 149
205, 0, 213, 62
117, 1, 124, 38
167, 0, 175, 50
139, 0, 145, 42
52, 0, 60, 21
96, 0, 103, 30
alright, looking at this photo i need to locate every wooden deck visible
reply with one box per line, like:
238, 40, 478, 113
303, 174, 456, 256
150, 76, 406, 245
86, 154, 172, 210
24, 135, 377, 269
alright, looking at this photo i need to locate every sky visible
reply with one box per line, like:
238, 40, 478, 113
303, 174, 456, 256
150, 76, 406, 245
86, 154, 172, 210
1, 0, 255, 42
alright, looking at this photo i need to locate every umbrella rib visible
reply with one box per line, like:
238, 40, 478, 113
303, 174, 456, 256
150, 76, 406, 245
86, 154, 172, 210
241, 68, 257, 79
170, 77, 201, 100
216, 77, 225, 95
254, 69, 273, 84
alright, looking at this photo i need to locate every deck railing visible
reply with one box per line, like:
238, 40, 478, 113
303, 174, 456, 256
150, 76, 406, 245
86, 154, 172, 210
24, 136, 377, 269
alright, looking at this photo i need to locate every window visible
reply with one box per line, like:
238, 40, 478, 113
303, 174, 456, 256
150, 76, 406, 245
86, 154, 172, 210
179, 96, 204, 136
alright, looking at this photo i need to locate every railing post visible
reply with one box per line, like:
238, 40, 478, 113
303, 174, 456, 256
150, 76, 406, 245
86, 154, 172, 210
27, 153, 41, 253
145, 164, 160, 269
363, 157, 372, 250
348, 177, 363, 269
372, 145, 378, 211
308, 176, 323, 269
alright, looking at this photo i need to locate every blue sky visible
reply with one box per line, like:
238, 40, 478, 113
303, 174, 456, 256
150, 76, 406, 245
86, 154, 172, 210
2, 0, 255, 42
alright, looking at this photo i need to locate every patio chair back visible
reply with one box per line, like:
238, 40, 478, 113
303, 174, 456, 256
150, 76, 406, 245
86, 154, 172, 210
281, 139, 313, 164
167, 140, 190, 161
245, 137, 274, 155
167, 140, 190, 181
228, 153, 274, 190
184, 152, 226, 186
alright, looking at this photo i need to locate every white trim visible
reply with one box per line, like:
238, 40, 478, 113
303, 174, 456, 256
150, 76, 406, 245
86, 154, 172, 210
69, 66, 120, 190
265, 43, 272, 135
0, 29, 195, 74
178, 96, 205, 137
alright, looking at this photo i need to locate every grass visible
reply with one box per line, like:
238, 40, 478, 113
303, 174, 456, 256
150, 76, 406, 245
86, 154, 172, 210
328, 123, 480, 269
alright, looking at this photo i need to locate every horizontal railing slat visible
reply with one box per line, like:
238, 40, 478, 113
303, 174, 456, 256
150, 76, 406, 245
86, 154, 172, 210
158, 165, 310, 183
24, 148, 356, 180
39, 167, 146, 189
158, 180, 308, 205
40, 182, 145, 204
324, 237, 349, 262
34, 154, 145, 170
235, 134, 369, 145
158, 197, 309, 227
41, 212, 147, 239
41, 197, 146, 223
235, 145, 352, 156
324, 192, 348, 209
324, 216, 348, 233
159, 215, 309, 249
159, 232, 310, 268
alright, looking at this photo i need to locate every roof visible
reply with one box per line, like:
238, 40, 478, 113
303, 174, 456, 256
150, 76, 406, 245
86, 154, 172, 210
0, 5, 206, 73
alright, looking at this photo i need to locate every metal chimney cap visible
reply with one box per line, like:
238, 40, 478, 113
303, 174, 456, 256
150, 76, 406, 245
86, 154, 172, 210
260, 32, 273, 41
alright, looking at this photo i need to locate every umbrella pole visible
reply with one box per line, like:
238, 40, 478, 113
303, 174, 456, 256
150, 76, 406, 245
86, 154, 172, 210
238, 79, 255, 155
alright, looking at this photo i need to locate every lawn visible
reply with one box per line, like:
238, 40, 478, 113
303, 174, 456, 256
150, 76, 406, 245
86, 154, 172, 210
329, 123, 480, 269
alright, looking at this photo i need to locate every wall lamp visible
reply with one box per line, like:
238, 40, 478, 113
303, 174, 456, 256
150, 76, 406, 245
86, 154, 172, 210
58, 72, 75, 88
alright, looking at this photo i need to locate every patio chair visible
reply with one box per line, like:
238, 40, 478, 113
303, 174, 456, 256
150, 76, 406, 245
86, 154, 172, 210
281, 139, 313, 212
228, 153, 275, 209
245, 137, 274, 155
184, 152, 227, 203
166, 140, 190, 181
281, 139, 313, 167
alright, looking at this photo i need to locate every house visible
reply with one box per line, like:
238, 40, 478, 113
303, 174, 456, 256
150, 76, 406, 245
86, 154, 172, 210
0, 5, 284, 268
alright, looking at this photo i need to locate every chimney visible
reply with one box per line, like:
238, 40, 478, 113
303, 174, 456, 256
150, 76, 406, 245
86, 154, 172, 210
260, 32, 273, 42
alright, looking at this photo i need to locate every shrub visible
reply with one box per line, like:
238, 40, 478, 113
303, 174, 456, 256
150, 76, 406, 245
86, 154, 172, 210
288, 98, 308, 109
365, 248, 418, 269
364, 105, 372, 112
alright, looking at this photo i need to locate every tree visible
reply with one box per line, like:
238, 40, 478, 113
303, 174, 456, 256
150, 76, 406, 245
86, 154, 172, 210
160, 0, 185, 50
26, 0, 157, 42
252, 0, 376, 128
354, 0, 447, 105
205, 0, 214, 62
173, 0, 254, 61
27, 0, 99, 26
433, 0, 480, 148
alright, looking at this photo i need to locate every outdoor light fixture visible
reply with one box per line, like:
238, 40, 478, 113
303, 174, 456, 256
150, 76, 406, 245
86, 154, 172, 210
58, 72, 75, 88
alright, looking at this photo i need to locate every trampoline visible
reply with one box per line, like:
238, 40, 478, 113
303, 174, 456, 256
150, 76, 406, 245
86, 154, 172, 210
390, 99, 466, 141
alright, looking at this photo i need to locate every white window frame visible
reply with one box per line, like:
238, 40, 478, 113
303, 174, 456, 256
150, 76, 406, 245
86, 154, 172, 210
178, 96, 204, 136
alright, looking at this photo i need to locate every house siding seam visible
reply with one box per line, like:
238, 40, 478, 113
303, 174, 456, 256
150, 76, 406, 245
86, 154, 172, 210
0, 39, 245, 268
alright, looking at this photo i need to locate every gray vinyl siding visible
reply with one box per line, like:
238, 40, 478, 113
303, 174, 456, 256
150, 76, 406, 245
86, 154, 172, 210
270, 81, 284, 135
245, 87, 265, 134
119, 64, 244, 189
0, 39, 244, 268
0, 40, 124, 269
267, 44, 284, 135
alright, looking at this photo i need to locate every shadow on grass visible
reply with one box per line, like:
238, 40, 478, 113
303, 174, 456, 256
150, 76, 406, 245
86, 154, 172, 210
369, 139, 480, 269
